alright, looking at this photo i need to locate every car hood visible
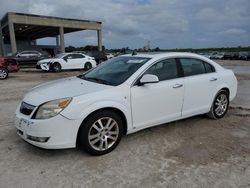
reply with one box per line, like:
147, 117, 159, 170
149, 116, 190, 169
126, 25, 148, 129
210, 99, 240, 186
23, 76, 112, 106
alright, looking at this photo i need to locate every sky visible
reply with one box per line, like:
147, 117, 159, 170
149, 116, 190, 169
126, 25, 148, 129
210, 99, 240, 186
0, 0, 249, 49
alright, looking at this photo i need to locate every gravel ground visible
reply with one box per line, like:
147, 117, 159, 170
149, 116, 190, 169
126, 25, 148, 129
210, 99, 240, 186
0, 60, 250, 188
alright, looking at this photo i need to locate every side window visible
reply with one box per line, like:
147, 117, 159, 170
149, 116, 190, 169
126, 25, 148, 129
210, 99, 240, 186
144, 59, 178, 81
204, 62, 215, 73
66, 55, 73, 59
21, 52, 29, 55
180, 58, 207, 76
73, 54, 84, 59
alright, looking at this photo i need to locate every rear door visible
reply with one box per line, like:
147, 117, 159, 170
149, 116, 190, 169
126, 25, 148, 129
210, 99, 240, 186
73, 54, 86, 69
131, 58, 184, 129
178, 58, 218, 117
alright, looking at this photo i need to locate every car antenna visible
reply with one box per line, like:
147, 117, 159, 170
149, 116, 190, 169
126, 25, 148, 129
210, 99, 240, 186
132, 50, 137, 56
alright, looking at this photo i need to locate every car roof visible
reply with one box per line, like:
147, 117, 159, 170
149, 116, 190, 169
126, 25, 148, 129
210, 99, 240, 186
63, 52, 84, 55
121, 52, 209, 59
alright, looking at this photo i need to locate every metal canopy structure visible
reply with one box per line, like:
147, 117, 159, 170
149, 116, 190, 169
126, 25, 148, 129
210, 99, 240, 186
0, 12, 102, 55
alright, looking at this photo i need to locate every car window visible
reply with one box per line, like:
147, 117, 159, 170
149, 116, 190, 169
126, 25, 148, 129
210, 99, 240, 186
72, 54, 84, 59
65, 55, 73, 59
204, 62, 215, 73
21, 52, 30, 55
179, 58, 214, 76
144, 59, 178, 81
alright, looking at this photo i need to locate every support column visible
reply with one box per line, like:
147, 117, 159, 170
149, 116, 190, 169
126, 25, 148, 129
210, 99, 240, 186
59, 27, 65, 53
56, 35, 59, 46
8, 22, 17, 55
0, 25, 4, 56
97, 29, 102, 52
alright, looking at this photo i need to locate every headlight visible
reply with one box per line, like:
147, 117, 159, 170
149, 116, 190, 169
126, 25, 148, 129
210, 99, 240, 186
34, 98, 72, 119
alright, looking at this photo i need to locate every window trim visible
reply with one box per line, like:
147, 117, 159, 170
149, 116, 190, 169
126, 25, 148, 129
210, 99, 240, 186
177, 57, 216, 78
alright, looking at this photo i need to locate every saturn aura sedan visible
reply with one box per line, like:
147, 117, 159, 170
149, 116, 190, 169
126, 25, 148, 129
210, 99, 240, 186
36, 53, 96, 72
15, 53, 237, 155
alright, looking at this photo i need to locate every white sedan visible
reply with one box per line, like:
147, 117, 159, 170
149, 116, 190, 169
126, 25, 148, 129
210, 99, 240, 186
36, 53, 96, 72
15, 53, 237, 155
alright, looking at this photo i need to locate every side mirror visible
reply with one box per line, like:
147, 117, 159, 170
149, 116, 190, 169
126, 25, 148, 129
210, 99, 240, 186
138, 74, 159, 86
63, 57, 68, 62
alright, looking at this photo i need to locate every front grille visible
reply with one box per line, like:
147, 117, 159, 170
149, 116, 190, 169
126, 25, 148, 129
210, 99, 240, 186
20, 102, 36, 116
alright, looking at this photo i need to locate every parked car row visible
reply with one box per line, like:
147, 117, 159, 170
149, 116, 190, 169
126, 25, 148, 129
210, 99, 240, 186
14, 50, 114, 66
199, 51, 250, 60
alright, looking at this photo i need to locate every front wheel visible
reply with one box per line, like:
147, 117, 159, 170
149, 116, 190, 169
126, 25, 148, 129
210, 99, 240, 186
84, 62, 92, 70
52, 62, 62, 72
0, 68, 8, 80
208, 90, 229, 119
78, 110, 123, 155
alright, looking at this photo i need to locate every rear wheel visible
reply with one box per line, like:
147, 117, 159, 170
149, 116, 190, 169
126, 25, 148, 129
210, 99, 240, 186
84, 62, 92, 70
52, 62, 61, 72
0, 68, 8, 80
208, 90, 229, 119
78, 110, 123, 155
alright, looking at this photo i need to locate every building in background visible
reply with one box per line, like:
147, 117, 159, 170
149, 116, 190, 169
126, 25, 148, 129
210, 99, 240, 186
0, 12, 102, 56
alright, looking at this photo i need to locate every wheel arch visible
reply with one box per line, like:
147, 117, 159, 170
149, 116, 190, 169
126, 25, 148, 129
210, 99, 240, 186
220, 87, 230, 97
76, 107, 128, 146
51, 61, 62, 71
214, 83, 231, 99
0, 66, 8, 71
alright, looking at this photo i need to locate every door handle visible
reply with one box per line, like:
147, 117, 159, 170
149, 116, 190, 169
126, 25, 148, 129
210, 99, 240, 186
210, 77, 218, 81
173, 84, 183, 88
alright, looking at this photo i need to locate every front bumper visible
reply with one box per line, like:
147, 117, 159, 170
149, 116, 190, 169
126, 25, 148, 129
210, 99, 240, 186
15, 110, 82, 149
36, 64, 41, 69
40, 63, 50, 71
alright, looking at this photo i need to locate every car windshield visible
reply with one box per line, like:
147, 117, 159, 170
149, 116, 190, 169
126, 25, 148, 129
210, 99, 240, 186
54, 53, 66, 58
78, 56, 150, 86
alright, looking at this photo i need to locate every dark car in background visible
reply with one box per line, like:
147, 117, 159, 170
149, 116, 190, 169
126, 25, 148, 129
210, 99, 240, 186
239, 51, 250, 60
223, 52, 239, 60
15, 50, 51, 65
0, 56, 19, 79
223, 52, 234, 60
86, 51, 107, 64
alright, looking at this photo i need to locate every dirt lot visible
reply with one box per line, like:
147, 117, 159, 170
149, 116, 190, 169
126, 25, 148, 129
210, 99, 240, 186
0, 60, 250, 187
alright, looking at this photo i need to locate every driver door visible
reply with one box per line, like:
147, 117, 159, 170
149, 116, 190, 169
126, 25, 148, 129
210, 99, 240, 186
130, 58, 184, 130
63, 54, 79, 69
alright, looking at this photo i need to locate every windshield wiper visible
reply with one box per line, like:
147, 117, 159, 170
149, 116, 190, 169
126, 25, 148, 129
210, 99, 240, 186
81, 76, 113, 85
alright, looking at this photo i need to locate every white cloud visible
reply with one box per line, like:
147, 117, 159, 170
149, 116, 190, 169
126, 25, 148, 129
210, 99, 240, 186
0, 0, 249, 48
28, 2, 54, 15
219, 28, 247, 35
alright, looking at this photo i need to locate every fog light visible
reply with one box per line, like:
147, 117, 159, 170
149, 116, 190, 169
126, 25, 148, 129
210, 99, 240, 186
17, 130, 23, 136
27, 135, 50, 143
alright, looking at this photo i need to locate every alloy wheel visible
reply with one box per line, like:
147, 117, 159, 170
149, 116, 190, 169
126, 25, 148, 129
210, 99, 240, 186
0, 69, 8, 79
214, 93, 228, 116
88, 117, 119, 151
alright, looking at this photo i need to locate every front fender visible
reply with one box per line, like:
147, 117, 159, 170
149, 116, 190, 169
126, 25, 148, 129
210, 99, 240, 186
60, 100, 133, 132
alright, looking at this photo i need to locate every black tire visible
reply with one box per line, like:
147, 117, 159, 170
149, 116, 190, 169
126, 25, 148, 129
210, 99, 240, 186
78, 110, 123, 155
98, 59, 105, 64
84, 62, 92, 70
0, 68, 8, 80
52, 62, 62, 72
208, 90, 229, 119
